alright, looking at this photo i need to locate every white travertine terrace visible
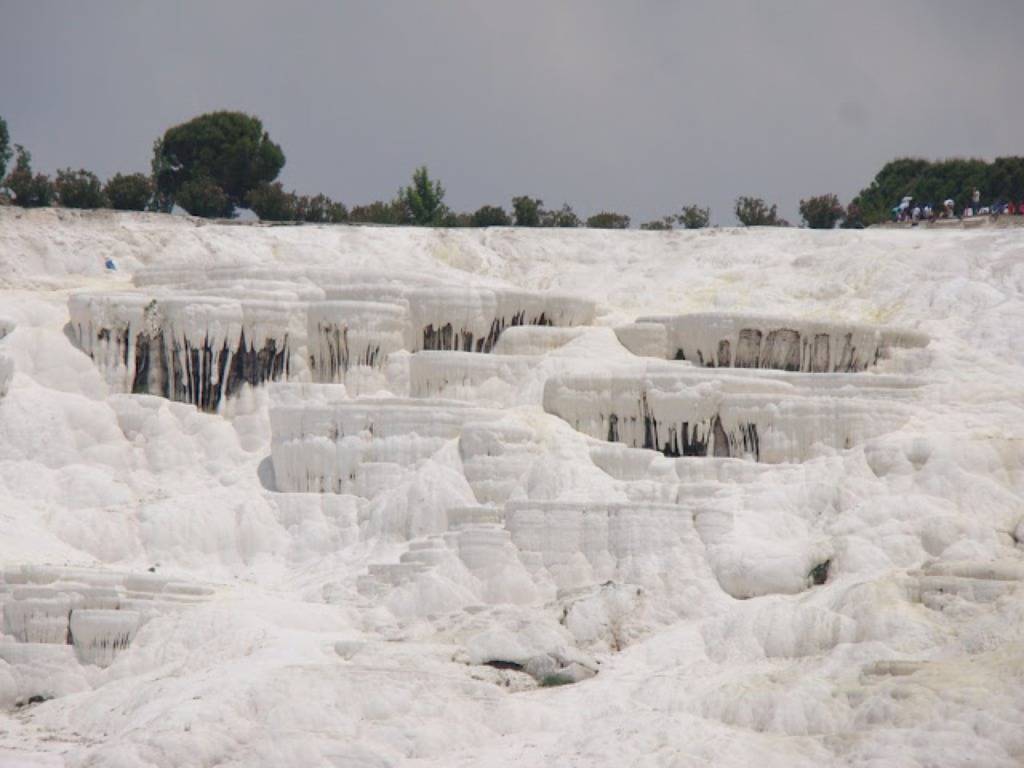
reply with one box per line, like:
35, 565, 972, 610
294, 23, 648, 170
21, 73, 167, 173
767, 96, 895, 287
68, 610, 140, 667
405, 285, 595, 352
256, 282, 935, 631
543, 365, 922, 463
69, 267, 596, 410
0, 565, 212, 706
504, 500, 714, 592
306, 300, 407, 391
459, 420, 542, 504
491, 325, 590, 355
269, 398, 501, 494
408, 350, 539, 401
7, 209, 1021, 768
68, 292, 297, 410
618, 312, 929, 371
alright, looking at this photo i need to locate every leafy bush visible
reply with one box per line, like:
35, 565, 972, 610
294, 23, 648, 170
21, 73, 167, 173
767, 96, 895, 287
988, 156, 1024, 202
849, 158, 933, 223
734, 196, 780, 226
349, 198, 411, 225
542, 203, 581, 228
104, 173, 153, 211
471, 204, 510, 227
402, 166, 447, 225
799, 193, 844, 229
152, 111, 285, 217
246, 181, 296, 221
55, 168, 106, 209
441, 211, 474, 227
841, 202, 865, 229
3, 146, 55, 208
296, 193, 348, 223
640, 217, 674, 230
586, 211, 630, 229
325, 200, 348, 224
175, 175, 232, 218
0, 116, 10, 180
512, 196, 542, 227
247, 183, 347, 223
678, 204, 710, 229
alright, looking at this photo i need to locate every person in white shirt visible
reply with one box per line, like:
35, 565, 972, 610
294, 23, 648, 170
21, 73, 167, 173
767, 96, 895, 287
899, 196, 912, 221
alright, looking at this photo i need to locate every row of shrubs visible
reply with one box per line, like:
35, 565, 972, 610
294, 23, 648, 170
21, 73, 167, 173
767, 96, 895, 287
0, 147, 153, 212
225, 183, 837, 230
245, 168, 645, 229
0, 151, 848, 231
1, 111, 870, 229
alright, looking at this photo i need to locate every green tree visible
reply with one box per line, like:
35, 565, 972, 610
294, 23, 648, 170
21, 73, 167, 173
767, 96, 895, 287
441, 211, 474, 227
56, 168, 106, 209
840, 202, 865, 229
349, 198, 411, 225
104, 173, 153, 211
247, 183, 347, 223
921, 158, 986, 210
734, 196, 780, 226
149, 139, 174, 212
799, 193, 844, 229
402, 166, 448, 225
152, 111, 285, 217
325, 199, 349, 224
542, 203, 581, 227
677, 204, 710, 229
3, 146, 55, 208
296, 193, 348, 223
988, 157, 1024, 203
512, 196, 543, 226
851, 157, 929, 224
471, 204, 511, 227
247, 182, 297, 221
640, 216, 675, 230
586, 211, 630, 229
0, 116, 11, 181
175, 174, 232, 218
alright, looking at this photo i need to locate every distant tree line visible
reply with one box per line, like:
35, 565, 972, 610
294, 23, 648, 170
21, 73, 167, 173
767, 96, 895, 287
4, 112, 1021, 230
1, 115, 154, 211
0, 111, 715, 228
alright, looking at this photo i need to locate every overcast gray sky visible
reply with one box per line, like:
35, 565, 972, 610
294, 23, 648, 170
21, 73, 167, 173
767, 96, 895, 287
1, 0, 1021, 224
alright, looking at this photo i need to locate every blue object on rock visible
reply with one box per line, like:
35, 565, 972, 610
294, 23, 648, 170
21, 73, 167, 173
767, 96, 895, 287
105, 258, 117, 271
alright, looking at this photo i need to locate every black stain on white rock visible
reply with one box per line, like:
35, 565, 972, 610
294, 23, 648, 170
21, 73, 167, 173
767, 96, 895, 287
94, 327, 288, 412
422, 311, 553, 354
624, 314, 928, 373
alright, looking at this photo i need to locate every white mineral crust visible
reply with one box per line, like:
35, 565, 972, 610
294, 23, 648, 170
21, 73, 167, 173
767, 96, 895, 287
0, 208, 1022, 768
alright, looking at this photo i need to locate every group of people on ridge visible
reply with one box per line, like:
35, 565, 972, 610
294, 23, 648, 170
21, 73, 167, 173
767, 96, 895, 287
893, 188, 1024, 223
